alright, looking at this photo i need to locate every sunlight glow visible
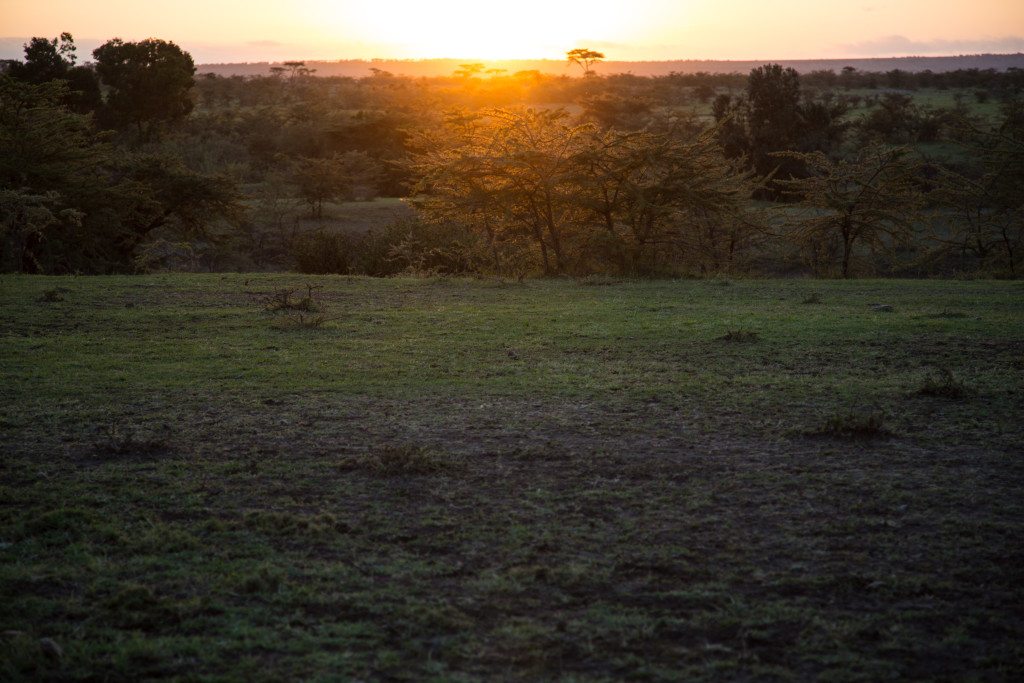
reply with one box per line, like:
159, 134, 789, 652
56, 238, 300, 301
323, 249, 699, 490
317, 0, 637, 59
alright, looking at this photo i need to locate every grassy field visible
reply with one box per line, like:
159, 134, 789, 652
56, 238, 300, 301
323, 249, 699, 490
1, 274, 1023, 681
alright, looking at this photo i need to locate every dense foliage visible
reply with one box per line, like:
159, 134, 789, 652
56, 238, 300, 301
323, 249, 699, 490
0, 33, 1021, 276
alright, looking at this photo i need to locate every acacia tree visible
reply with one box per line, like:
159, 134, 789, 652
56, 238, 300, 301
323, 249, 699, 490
92, 38, 196, 140
574, 125, 758, 274
411, 108, 757, 276
567, 49, 605, 77
0, 77, 240, 273
0, 77, 105, 272
933, 109, 1024, 276
411, 108, 591, 275
292, 152, 383, 219
775, 146, 924, 277
454, 63, 485, 78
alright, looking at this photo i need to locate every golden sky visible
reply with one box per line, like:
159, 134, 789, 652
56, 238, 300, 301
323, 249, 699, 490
2, 0, 1023, 62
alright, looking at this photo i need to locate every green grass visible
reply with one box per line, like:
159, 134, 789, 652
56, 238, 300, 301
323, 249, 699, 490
2, 274, 1023, 681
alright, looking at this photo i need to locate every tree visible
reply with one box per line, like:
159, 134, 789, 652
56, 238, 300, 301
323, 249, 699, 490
92, 38, 196, 139
12, 33, 76, 82
292, 152, 383, 219
775, 146, 924, 277
933, 107, 1024, 276
574, 124, 759, 274
6, 33, 101, 113
454, 63, 484, 79
746, 64, 802, 175
411, 108, 590, 275
411, 108, 757, 276
567, 49, 605, 77
0, 76, 240, 273
714, 64, 848, 188
0, 77, 105, 272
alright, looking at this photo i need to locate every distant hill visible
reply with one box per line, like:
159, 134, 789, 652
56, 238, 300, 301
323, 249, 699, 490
197, 54, 1024, 78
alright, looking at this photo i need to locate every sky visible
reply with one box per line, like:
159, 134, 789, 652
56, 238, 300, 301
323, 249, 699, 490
2, 0, 1023, 63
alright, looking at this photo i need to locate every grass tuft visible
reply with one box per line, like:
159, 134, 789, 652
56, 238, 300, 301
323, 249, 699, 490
91, 423, 172, 459
718, 329, 760, 342
346, 445, 462, 476
577, 275, 623, 286
38, 288, 68, 303
812, 410, 890, 438
916, 365, 971, 399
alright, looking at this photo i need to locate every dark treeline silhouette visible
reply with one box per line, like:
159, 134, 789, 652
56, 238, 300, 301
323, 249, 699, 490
1, 34, 1022, 277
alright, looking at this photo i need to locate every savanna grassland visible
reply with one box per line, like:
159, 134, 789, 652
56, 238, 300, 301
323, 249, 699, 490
2, 274, 1023, 681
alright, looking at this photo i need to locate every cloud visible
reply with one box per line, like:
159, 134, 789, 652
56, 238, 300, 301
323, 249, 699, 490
841, 35, 1024, 56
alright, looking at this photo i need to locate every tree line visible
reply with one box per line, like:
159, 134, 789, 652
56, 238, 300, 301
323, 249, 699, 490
1, 34, 1021, 277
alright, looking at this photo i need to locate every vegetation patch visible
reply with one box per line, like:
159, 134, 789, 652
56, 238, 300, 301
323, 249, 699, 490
89, 423, 174, 460
811, 410, 890, 438
718, 329, 760, 342
1, 276, 1022, 681
916, 365, 971, 398
343, 445, 463, 476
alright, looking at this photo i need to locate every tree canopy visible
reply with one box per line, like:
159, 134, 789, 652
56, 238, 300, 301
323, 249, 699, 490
93, 38, 196, 139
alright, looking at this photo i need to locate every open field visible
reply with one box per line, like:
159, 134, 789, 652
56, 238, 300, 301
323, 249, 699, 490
2, 275, 1023, 681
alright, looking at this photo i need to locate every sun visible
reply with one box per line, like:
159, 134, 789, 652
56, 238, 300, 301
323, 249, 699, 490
314, 0, 632, 60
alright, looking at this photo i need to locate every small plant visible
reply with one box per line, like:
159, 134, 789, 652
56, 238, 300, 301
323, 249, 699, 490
801, 292, 822, 304
346, 445, 461, 476
258, 284, 321, 312
916, 365, 970, 399
91, 423, 172, 458
718, 329, 760, 342
39, 288, 67, 302
250, 283, 334, 330
813, 410, 889, 438
577, 275, 623, 286
268, 311, 327, 330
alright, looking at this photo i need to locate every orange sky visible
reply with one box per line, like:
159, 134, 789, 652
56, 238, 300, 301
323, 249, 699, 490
2, 0, 1023, 62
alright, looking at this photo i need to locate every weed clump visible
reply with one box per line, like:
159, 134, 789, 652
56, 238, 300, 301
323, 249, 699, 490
924, 310, 968, 319
718, 329, 760, 342
268, 311, 327, 330
90, 423, 172, 459
251, 283, 332, 329
39, 288, 68, 302
237, 564, 285, 594
577, 275, 623, 286
916, 365, 970, 399
812, 410, 890, 438
346, 445, 461, 476
259, 284, 321, 312
801, 292, 822, 304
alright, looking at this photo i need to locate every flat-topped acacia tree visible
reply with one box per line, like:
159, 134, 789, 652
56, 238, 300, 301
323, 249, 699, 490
567, 48, 605, 77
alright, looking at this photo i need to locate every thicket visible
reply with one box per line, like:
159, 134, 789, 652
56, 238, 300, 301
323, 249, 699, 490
1, 34, 1021, 277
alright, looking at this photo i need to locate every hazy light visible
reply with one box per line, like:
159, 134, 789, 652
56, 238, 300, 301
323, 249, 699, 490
1, 0, 1022, 62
